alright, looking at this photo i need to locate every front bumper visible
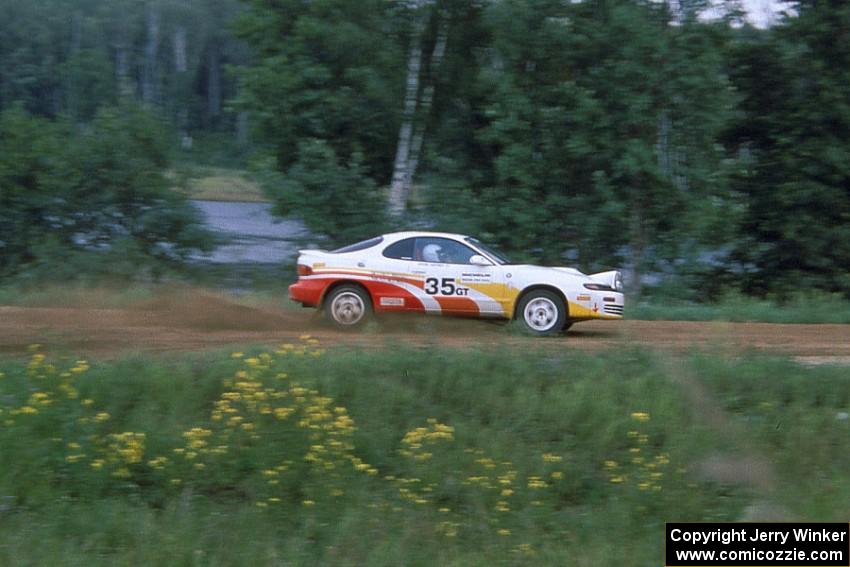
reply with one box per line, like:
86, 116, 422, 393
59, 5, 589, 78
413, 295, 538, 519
567, 290, 624, 320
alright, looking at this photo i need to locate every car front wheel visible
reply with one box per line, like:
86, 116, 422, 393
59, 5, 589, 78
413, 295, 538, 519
325, 284, 372, 330
516, 290, 567, 336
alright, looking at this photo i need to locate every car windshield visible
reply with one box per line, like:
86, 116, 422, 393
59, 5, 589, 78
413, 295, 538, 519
465, 237, 511, 265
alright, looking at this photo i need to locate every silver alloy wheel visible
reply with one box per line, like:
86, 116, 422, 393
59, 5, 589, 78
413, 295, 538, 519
523, 297, 559, 332
330, 291, 366, 325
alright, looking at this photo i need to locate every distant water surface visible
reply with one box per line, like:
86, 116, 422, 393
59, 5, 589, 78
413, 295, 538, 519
190, 200, 309, 264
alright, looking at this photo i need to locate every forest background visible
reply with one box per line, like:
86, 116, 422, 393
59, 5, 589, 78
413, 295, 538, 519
1, 0, 848, 302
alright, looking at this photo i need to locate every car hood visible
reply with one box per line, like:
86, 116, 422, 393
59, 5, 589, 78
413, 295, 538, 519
510, 265, 621, 289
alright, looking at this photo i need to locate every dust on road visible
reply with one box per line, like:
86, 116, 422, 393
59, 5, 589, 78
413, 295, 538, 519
1, 288, 849, 358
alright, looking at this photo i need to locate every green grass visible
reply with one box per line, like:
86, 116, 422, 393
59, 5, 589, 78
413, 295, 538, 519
2, 344, 847, 564
688, 352, 850, 519
0, 283, 157, 308
0, 282, 299, 314
630, 292, 850, 324
172, 165, 267, 202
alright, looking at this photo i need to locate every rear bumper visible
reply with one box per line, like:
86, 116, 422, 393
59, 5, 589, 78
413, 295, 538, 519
288, 279, 326, 307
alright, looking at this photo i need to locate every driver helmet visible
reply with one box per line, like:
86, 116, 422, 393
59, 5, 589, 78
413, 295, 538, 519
422, 243, 442, 263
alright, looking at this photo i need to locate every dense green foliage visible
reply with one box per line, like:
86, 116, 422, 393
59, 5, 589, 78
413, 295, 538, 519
0, 104, 211, 280
726, 0, 850, 297
259, 140, 387, 246
2, 345, 848, 564
0, 0, 244, 139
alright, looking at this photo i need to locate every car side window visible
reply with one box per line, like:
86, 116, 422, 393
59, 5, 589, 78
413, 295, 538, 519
382, 238, 416, 260
414, 237, 478, 265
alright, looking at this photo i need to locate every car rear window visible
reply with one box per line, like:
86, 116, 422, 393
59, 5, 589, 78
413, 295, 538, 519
331, 236, 384, 253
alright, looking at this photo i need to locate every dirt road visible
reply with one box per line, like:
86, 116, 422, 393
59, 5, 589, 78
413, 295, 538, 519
1, 289, 848, 359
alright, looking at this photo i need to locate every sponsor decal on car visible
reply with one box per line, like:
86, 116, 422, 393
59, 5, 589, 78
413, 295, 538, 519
460, 272, 493, 283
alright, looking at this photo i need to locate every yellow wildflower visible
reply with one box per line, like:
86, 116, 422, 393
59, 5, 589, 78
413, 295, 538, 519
112, 467, 131, 478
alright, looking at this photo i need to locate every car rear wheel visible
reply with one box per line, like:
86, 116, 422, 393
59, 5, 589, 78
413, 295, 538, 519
516, 290, 567, 336
324, 284, 372, 330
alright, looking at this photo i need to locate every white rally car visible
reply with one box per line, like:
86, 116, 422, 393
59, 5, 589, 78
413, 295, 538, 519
289, 231, 624, 335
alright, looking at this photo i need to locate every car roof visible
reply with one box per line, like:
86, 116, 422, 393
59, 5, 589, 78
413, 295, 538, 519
382, 231, 471, 241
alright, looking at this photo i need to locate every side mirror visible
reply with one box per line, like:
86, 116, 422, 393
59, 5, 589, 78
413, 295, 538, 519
469, 254, 493, 266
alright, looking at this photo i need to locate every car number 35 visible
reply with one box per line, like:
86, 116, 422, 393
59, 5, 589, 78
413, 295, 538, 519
424, 277, 469, 296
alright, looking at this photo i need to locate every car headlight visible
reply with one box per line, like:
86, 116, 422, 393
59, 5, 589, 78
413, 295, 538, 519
614, 271, 624, 291
584, 283, 614, 291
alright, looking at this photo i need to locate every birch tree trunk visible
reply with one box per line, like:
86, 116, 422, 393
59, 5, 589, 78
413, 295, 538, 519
388, 0, 431, 218
405, 12, 449, 191
207, 45, 222, 125
142, 5, 160, 104
629, 197, 647, 297
657, 109, 689, 193
174, 27, 187, 73
657, 109, 672, 180
115, 42, 132, 97
67, 12, 83, 116
174, 26, 189, 146
236, 111, 249, 147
